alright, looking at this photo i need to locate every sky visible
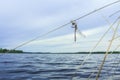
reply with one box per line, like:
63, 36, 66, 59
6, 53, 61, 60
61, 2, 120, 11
0, 0, 120, 52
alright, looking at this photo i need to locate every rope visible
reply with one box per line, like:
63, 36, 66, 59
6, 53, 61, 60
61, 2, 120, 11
75, 0, 120, 21
87, 44, 120, 80
109, 10, 120, 17
88, 14, 119, 80
8, 23, 70, 51
99, 15, 120, 79
6, 0, 120, 51
71, 14, 120, 80
86, 16, 120, 80
107, 45, 120, 80
95, 19, 120, 80
112, 35, 120, 40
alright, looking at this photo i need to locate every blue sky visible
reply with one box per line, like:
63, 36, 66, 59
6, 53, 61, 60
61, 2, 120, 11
0, 0, 120, 52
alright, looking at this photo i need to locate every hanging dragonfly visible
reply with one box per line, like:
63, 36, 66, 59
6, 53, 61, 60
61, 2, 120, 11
71, 20, 86, 42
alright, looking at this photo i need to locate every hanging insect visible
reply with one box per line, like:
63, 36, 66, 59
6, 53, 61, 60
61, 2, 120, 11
71, 20, 86, 42
71, 20, 78, 42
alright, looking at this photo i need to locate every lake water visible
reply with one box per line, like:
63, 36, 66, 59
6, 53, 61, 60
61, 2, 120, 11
0, 53, 120, 80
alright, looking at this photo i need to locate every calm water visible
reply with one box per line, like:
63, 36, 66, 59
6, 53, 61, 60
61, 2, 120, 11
0, 53, 120, 80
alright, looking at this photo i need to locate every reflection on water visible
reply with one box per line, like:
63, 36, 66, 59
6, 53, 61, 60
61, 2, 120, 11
0, 53, 120, 80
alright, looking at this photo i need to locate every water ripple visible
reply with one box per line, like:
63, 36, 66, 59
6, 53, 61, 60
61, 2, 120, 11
0, 54, 119, 80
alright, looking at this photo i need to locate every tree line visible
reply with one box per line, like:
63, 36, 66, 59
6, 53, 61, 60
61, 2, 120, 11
0, 48, 23, 53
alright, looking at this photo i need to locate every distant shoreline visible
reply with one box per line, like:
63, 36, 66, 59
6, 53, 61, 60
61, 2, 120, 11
2, 51, 119, 54
0, 48, 120, 54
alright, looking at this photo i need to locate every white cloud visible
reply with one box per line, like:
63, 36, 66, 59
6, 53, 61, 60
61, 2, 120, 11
21, 25, 114, 52
0, 0, 120, 52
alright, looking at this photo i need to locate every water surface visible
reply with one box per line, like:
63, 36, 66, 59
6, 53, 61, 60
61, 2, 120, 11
0, 53, 120, 80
